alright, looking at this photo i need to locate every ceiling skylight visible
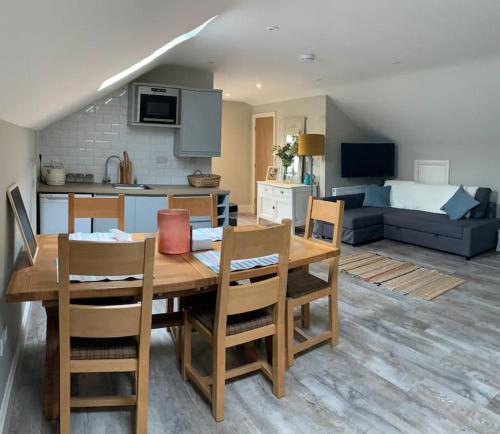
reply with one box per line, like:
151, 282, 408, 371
98, 16, 217, 91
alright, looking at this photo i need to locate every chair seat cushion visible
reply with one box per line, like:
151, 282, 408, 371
192, 309, 273, 336
287, 272, 328, 298
70, 337, 138, 360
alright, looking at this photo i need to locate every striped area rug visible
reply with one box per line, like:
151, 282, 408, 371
339, 252, 465, 300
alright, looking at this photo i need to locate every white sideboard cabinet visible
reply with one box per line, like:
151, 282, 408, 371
256, 181, 317, 231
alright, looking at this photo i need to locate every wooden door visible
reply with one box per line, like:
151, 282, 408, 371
254, 116, 275, 212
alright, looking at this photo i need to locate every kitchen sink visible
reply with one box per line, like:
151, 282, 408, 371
111, 183, 151, 190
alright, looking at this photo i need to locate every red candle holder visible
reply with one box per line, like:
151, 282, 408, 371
157, 209, 190, 254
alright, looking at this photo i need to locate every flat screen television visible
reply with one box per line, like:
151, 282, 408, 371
341, 142, 395, 177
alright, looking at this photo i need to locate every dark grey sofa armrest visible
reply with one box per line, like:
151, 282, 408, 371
322, 193, 365, 210
485, 202, 497, 218
462, 218, 500, 257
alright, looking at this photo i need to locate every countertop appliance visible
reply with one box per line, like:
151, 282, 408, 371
41, 161, 66, 186
134, 85, 179, 125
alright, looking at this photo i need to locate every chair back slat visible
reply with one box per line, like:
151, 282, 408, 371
68, 240, 146, 276
167, 194, 218, 228
222, 225, 288, 261
214, 220, 291, 337
226, 277, 280, 315
304, 197, 345, 249
68, 193, 125, 232
58, 234, 155, 342
70, 304, 142, 338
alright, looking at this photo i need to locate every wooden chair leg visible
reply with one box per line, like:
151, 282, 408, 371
135, 365, 149, 433
264, 336, 273, 365
59, 368, 70, 434
301, 303, 310, 328
329, 288, 339, 346
272, 320, 285, 398
286, 300, 295, 368
182, 312, 191, 382
212, 341, 226, 422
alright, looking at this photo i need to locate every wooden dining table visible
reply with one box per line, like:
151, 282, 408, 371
6, 230, 339, 421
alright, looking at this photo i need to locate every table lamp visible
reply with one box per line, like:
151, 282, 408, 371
298, 133, 325, 196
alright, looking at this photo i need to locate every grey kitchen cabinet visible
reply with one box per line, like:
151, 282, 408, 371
174, 89, 222, 157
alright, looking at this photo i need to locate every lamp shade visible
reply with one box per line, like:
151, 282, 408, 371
298, 134, 325, 156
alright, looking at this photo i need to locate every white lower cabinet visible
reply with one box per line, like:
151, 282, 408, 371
256, 182, 316, 231
134, 196, 167, 233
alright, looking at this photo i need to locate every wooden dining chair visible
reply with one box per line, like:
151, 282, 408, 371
285, 196, 344, 367
167, 193, 218, 228
165, 193, 219, 354
68, 193, 125, 232
182, 219, 291, 422
58, 234, 155, 434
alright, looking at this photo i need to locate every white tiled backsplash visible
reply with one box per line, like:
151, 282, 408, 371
39, 87, 211, 184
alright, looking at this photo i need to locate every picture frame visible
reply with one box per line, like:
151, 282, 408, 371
266, 166, 279, 181
6, 183, 38, 265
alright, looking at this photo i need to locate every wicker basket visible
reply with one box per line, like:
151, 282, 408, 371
187, 170, 221, 188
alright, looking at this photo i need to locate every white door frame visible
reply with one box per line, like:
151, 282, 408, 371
251, 112, 276, 213
414, 160, 450, 184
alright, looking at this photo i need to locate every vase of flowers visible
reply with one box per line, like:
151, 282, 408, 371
273, 140, 298, 181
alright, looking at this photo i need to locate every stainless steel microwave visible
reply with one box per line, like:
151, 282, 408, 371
134, 85, 179, 125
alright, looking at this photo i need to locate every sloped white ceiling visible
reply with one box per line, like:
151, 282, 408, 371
168, 0, 500, 106
3, 0, 500, 131
0, 0, 229, 129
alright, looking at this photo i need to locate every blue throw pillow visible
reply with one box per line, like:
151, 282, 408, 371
440, 186, 480, 220
363, 185, 391, 208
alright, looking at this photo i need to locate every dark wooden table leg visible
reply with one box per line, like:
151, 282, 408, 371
43, 304, 59, 421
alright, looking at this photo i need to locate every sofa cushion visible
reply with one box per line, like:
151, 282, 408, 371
440, 186, 479, 220
363, 185, 391, 208
384, 180, 478, 215
470, 187, 492, 219
383, 209, 466, 239
344, 207, 397, 230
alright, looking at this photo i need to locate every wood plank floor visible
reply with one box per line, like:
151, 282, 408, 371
6, 216, 500, 433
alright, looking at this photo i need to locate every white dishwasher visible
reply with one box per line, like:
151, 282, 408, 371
39, 193, 92, 234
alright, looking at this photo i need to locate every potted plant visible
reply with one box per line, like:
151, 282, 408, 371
273, 139, 298, 181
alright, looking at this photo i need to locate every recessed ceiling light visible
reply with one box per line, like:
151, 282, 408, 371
98, 16, 217, 91
256, 83, 262, 89
225, 93, 231, 97
300, 53, 316, 62
266, 25, 280, 31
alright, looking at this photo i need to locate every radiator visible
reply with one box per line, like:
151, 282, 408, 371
331, 185, 366, 196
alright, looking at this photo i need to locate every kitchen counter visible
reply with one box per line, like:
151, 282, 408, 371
37, 182, 230, 196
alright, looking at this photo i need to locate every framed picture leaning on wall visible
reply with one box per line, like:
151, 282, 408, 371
266, 166, 279, 181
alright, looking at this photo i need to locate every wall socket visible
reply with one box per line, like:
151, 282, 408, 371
0, 325, 7, 358
155, 155, 169, 164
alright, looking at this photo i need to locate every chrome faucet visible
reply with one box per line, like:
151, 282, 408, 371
102, 155, 122, 184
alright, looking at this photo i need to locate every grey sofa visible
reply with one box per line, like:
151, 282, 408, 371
315, 191, 500, 258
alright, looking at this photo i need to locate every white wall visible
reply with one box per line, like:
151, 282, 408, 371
212, 101, 252, 209
325, 97, 380, 193
38, 65, 214, 184
329, 54, 500, 205
0, 120, 36, 422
